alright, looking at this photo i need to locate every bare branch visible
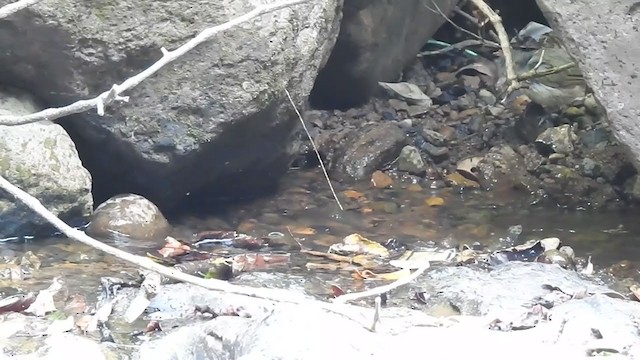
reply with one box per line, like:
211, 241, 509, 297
284, 88, 344, 211
333, 262, 431, 304
417, 39, 498, 57
0, 0, 311, 126
0, 0, 44, 20
467, 0, 519, 92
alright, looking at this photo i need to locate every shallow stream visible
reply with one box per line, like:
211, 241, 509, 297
3, 167, 640, 304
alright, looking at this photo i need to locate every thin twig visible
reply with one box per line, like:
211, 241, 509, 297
468, 0, 518, 92
423, 0, 489, 43
518, 62, 576, 82
370, 296, 382, 332
333, 262, 430, 303
284, 88, 343, 211
0, 0, 312, 126
417, 39, 497, 57
0, 0, 44, 19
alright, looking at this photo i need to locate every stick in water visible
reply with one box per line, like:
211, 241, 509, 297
284, 88, 344, 211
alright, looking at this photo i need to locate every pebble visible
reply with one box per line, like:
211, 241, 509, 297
421, 129, 448, 146
478, 89, 496, 105
397, 145, 426, 175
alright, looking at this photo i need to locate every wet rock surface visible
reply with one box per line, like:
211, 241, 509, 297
0, 0, 342, 210
109, 261, 640, 359
304, 48, 638, 210
535, 0, 640, 171
331, 122, 407, 182
87, 193, 170, 243
0, 86, 92, 238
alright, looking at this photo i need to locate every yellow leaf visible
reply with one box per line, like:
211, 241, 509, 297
288, 225, 316, 235
343, 189, 366, 200
425, 196, 445, 207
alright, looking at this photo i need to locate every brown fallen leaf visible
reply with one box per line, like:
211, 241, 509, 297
305, 262, 359, 271
445, 172, 480, 188
232, 253, 290, 272
330, 285, 345, 298
288, 225, 317, 236
302, 249, 379, 268
0, 293, 36, 314
343, 189, 366, 200
425, 196, 445, 207
157, 236, 191, 258
371, 171, 393, 189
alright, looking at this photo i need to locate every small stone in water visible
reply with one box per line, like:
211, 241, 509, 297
478, 89, 496, 105
397, 145, 426, 175
406, 183, 423, 192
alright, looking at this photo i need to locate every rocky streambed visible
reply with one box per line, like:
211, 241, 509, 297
1, 1, 640, 359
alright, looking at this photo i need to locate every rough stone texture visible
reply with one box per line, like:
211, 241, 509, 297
0, 86, 92, 238
332, 122, 407, 182
535, 0, 640, 169
86, 193, 170, 243
0, 0, 342, 210
123, 262, 640, 359
310, 0, 459, 108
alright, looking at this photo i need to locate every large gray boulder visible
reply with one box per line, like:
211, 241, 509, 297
0, 86, 92, 238
310, 0, 459, 108
0, 0, 342, 209
535, 0, 640, 169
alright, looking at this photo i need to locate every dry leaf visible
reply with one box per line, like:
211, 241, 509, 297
445, 172, 480, 188
288, 226, 316, 236
456, 156, 483, 182
329, 233, 390, 258
378, 82, 432, 106
425, 196, 445, 207
343, 189, 366, 200
371, 170, 393, 189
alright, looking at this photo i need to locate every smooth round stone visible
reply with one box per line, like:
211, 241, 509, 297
87, 193, 170, 242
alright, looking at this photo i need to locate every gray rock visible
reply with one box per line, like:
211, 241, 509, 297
421, 129, 447, 146
310, 0, 458, 108
130, 263, 640, 360
477, 145, 541, 196
580, 158, 601, 178
580, 127, 610, 149
535, 124, 576, 155
333, 123, 407, 182
623, 175, 640, 201
478, 89, 497, 105
87, 193, 170, 242
397, 145, 425, 175
540, 164, 618, 208
0, 1, 341, 210
422, 142, 449, 159
535, 0, 640, 170
0, 86, 92, 238
0, 314, 120, 359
